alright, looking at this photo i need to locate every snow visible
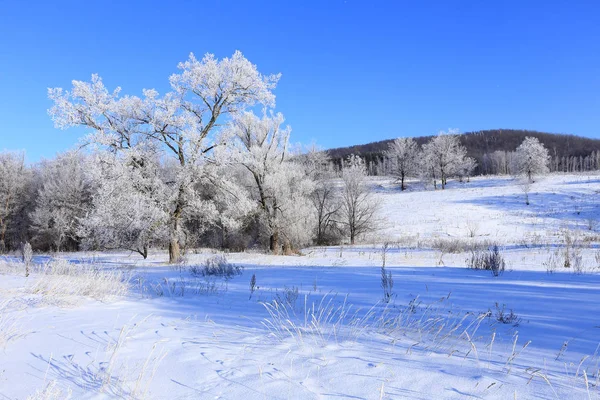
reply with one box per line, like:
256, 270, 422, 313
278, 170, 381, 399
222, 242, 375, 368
2, 173, 600, 399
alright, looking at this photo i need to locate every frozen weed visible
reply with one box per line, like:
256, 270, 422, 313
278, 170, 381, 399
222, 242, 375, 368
490, 303, 521, 326
190, 255, 242, 280
380, 265, 394, 303
466, 245, 506, 276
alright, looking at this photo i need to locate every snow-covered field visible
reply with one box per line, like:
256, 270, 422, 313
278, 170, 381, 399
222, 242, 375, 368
2, 174, 600, 399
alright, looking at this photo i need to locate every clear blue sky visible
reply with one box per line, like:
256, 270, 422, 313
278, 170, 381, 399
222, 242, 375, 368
1, 0, 599, 162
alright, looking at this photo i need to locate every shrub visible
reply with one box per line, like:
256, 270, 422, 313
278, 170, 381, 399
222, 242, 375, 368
466, 245, 505, 276
490, 302, 521, 326
249, 273, 257, 299
190, 255, 242, 280
544, 237, 586, 274
380, 266, 394, 303
431, 238, 493, 254
274, 286, 299, 309
21, 242, 33, 277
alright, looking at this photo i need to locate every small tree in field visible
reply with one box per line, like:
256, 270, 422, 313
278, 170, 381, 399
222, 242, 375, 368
340, 155, 379, 245
519, 179, 532, 205
514, 137, 550, 183
386, 137, 419, 191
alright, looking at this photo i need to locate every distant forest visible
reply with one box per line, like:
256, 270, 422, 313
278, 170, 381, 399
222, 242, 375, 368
327, 129, 600, 175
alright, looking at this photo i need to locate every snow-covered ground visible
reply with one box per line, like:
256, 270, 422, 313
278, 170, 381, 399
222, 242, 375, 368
2, 174, 600, 399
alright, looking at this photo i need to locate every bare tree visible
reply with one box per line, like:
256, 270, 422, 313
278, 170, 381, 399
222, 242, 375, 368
339, 155, 379, 245
311, 182, 341, 244
519, 179, 532, 205
298, 147, 342, 244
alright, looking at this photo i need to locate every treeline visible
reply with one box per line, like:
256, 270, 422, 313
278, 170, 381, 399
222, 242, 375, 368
0, 149, 378, 256
328, 129, 600, 175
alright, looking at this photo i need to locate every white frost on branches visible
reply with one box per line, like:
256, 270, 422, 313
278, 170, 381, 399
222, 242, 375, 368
220, 111, 315, 253
48, 51, 280, 262
514, 136, 550, 183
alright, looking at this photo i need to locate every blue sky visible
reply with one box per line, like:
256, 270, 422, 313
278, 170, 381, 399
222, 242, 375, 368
1, 0, 599, 162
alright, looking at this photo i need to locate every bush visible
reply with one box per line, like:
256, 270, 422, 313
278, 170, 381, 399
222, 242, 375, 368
274, 286, 299, 309
380, 266, 394, 303
190, 255, 242, 280
431, 238, 493, 254
466, 245, 505, 276
21, 242, 32, 277
544, 238, 586, 274
490, 302, 521, 326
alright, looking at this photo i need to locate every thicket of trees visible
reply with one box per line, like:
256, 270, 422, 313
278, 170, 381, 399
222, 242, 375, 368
0, 52, 381, 258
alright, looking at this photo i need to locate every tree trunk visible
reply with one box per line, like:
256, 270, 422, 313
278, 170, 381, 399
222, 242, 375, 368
270, 231, 280, 255
401, 173, 406, 191
169, 235, 180, 263
283, 240, 293, 255
168, 214, 182, 263
169, 185, 185, 264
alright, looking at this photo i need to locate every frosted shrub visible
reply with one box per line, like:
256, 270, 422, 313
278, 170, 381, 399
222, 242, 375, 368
192, 255, 242, 279
466, 245, 505, 276
432, 238, 492, 254
21, 242, 32, 277
21, 242, 33, 265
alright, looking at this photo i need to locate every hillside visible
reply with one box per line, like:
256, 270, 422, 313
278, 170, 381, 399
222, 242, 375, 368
327, 129, 600, 174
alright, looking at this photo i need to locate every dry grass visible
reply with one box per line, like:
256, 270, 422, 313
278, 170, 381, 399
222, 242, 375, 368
0, 300, 23, 348
0, 258, 131, 302
26, 259, 130, 301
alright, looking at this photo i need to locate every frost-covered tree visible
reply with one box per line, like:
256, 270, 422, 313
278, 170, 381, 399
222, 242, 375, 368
514, 137, 550, 182
0, 152, 31, 252
421, 131, 469, 189
79, 147, 169, 258
48, 51, 279, 262
386, 137, 419, 190
221, 111, 315, 253
30, 151, 92, 251
299, 147, 342, 244
340, 155, 379, 244
456, 156, 478, 183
